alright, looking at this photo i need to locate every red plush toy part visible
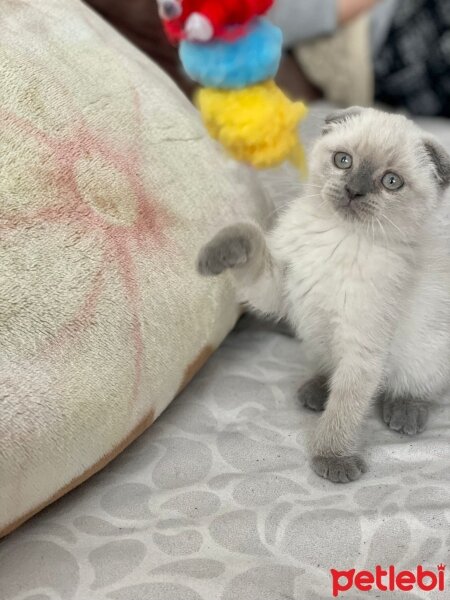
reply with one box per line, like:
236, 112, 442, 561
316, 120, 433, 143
158, 0, 274, 43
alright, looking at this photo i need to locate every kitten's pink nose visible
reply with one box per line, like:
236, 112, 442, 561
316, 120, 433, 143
345, 185, 365, 201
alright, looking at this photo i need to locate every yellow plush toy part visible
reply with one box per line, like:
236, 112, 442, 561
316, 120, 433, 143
158, 2, 308, 175
197, 81, 308, 175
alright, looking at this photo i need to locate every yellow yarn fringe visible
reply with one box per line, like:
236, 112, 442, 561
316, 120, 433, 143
196, 80, 308, 176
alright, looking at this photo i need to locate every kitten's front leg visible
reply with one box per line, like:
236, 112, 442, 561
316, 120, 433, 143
197, 223, 265, 278
310, 355, 384, 483
197, 222, 284, 316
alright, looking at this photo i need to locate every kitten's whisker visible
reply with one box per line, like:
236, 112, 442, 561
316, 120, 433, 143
266, 194, 325, 223
267, 195, 321, 219
299, 193, 333, 219
380, 213, 407, 240
365, 220, 371, 243
375, 217, 390, 250
305, 113, 329, 122
300, 195, 323, 201
314, 197, 331, 211
265, 203, 292, 222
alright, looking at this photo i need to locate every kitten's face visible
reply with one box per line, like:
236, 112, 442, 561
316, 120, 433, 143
309, 108, 449, 238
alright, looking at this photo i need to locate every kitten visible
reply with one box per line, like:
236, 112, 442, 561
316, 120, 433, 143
197, 107, 450, 483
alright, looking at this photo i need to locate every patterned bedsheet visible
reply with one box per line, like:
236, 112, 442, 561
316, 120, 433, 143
1, 312, 449, 599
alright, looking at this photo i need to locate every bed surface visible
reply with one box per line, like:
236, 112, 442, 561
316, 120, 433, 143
1, 107, 449, 600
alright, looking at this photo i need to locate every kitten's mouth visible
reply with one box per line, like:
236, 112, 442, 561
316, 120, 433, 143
323, 184, 375, 222
334, 198, 365, 221
333, 195, 375, 222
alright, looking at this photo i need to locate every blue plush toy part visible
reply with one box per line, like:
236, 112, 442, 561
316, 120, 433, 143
179, 18, 282, 89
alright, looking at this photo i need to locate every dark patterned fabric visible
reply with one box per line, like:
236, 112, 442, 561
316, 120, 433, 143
374, 0, 450, 117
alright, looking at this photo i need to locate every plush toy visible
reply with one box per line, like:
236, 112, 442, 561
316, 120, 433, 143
157, 0, 308, 175
157, 0, 274, 42
197, 81, 308, 173
179, 18, 282, 88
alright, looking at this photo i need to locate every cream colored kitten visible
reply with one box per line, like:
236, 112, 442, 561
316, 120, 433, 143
197, 107, 450, 483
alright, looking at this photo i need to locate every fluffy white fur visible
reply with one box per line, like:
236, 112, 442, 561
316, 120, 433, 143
198, 107, 450, 483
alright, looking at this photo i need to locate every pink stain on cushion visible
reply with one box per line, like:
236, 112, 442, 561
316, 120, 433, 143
0, 101, 175, 407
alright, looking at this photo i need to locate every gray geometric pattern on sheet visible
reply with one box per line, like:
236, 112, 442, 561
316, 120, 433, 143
0, 313, 449, 600
0, 109, 449, 600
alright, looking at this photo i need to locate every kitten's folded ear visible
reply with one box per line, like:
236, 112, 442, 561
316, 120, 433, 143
423, 138, 450, 189
322, 106, 364, 135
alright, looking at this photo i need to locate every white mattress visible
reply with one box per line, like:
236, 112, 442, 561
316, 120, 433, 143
1, 107, 449, 600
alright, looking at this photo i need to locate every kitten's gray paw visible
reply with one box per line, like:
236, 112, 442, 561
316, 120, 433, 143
311, 455, 367, 483
197, 224, 257, 276
298, 376, 328, 411
382, 396, 429, 435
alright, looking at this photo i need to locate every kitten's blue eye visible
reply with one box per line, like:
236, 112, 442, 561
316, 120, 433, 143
333, 152, 353, 169
382, 172, 404, 191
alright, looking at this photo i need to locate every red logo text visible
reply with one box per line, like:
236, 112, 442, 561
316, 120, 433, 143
331, 564, 446, 597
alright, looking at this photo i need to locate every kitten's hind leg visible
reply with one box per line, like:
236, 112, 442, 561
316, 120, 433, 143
381, 393, 429, 435
298, 375, 328, 412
